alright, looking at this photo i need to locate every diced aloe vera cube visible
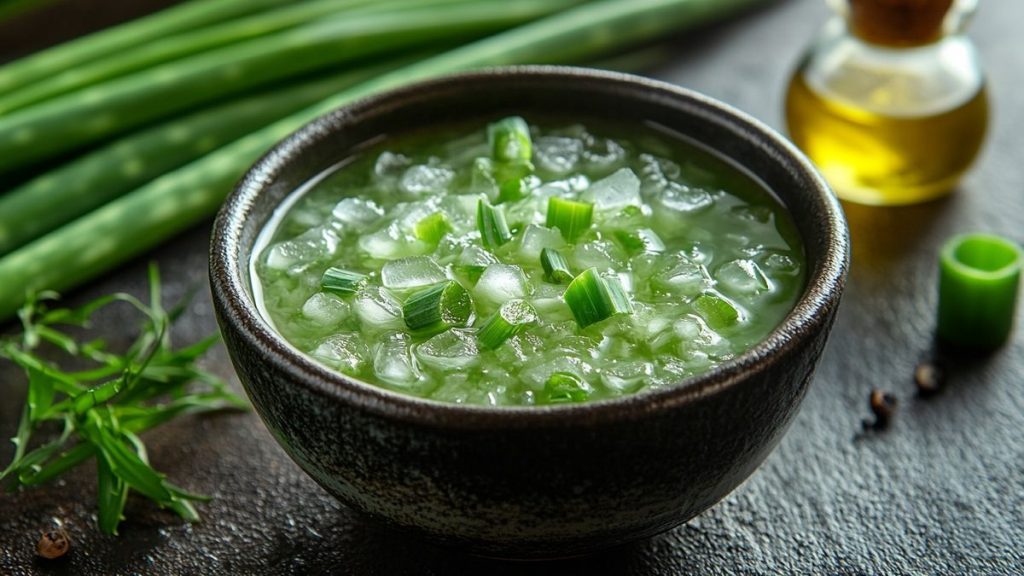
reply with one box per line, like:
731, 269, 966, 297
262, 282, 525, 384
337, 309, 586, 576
381, 256, 446, 290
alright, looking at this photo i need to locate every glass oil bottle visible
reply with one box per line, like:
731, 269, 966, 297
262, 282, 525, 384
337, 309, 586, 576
785, 0, 988, 205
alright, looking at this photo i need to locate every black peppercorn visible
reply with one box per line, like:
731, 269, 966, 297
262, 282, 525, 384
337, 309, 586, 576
36, 528, 69, 559
914, 361, 943, 396
869, 389, 898, 427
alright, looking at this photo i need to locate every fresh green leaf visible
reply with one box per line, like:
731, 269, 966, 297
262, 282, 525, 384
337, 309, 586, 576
0, 265, 246, 534
19, 442, 93, 487
96, 455, 128, 536
26, 366, 55, 423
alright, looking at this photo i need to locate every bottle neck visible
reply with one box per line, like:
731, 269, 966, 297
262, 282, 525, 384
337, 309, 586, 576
846, 0, 954, 47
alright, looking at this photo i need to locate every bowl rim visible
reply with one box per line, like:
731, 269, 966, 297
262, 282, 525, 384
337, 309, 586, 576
210, 65, 849, 429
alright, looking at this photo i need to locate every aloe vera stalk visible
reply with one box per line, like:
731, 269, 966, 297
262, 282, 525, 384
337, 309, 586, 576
0, 0, 765, 321
0, 0, 471, 115
0, 63, 399, 256
0, 0, 380, 114
0, 0, 294, 95
0, 0, 571, 175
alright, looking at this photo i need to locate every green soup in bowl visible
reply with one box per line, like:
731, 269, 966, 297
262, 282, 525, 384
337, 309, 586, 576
252, 116, 806, 406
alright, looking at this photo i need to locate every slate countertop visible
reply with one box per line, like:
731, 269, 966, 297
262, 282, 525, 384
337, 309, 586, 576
1, 0, 1022, 574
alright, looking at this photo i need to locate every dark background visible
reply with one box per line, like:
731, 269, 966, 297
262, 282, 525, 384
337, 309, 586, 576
1, 0, 1022, 574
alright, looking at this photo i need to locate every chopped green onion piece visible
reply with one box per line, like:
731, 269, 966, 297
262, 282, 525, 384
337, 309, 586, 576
615, 228, 665, 254
414, 212, 451, 245
403, 281, 473, 335
498, 176, 530, 204
564, 268, 633, 328
494, 161, 533, 204
540, 247, 573, 284
937, 233, 1021, 349
542, 372, 590, 403
477, 199, 512, 249
488, 116, 532, 164
546, 197, 593, 242
603, 274, 632, 313
620, 205, 643, 218
692, 292, 740, 329
494, 161, 533, 186
321, 267, 367, 296
453, 264, 487, 286
476, 299, 536, 349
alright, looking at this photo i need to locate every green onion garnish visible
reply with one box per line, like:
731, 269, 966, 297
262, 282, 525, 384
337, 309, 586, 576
615, 228, 665, 254
620, 205, 643, 218
321, 267, 367, 296
414, 212, 451, 245
563, 268, 634, 328
498, 176, 529, 204
493, 162, 533, 205
540, 247, 573, 284
488, 116, 532, 164
476, 299, 537, 349
546, 197, 593, 242
453, 264, 487, 285
692, 292, 740, 329
477, 199, 512, 249
542, 372, 590, 403
403, 281, 473, 335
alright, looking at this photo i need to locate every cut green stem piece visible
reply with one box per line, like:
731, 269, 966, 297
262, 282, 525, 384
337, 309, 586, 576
488, 116, 532, 163
403, 281, 473, 334
414, 212, 451, 245
476, 299, 537, 349
564, 267, 633, 328
692, 291, 740, 329
540, 247, 573, 284
542, 371, 590, 403
615, 228, 665, 254
477, 199, 512, 249
498, 175, 530, 204
321, 268, 367, 296
494, 161, 534, 204
453, 265, 487, 285
937, 233, 1021, 349
0, 64, 391, 256
0, 0, 295, 95
546, 197, 593, 242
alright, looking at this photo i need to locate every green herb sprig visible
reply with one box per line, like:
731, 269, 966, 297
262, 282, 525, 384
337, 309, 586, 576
0, 265, 247, 535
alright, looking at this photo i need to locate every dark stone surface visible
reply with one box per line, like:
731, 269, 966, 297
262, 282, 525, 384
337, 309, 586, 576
1, 0, 1022, 574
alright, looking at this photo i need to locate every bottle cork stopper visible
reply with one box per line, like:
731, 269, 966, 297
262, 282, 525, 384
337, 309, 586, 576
848, 0, 954, 46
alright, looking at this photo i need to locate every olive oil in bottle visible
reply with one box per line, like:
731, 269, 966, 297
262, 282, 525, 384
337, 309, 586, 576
785, 0, 988, 205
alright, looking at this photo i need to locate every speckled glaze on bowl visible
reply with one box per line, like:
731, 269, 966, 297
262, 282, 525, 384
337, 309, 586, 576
210, 66, 849, 559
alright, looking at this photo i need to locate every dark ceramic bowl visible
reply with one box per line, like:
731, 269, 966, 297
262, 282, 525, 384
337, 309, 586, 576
210, 66, 849, 558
